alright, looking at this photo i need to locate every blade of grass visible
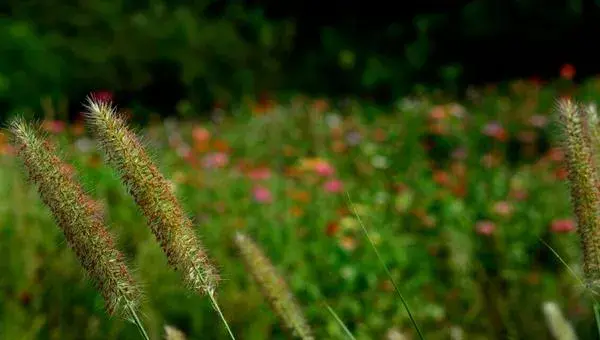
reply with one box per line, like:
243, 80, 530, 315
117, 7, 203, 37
324, 302, 356, 340
539, 237, 600, 337
345, 192, 425, 340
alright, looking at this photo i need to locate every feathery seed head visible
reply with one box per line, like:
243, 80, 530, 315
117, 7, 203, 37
235, 232, 313, 339
84, 97, 219, 295
556, 98, 600, 285
9, 118, 140, 317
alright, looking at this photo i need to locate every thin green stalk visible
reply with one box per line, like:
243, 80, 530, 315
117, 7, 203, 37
594, 302, 600, 336
194, 267, 236, 340
346, 192, 425, 340
324, 303, 356, 340
122, 288, 150, 340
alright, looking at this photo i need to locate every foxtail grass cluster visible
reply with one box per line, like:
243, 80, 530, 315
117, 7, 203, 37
9, 119, 142, 318
234, 232, 313, 339
556, 99, 600, 285
84, 97, 219, 295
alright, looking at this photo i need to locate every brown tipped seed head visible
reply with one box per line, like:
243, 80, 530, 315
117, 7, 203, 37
235, 232, 313, 339
557, 98, 600, 284
84, 98, 219, 295
9, 118, 140, 317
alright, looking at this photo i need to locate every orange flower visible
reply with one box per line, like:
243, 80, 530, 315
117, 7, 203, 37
212, 139, 231, 153
288, 190, 311, 203
325, 221, 339, 236
312, 98, 329, 113
289, 206, 304, 218
560, 63, 576, 80
432, 170, 451, 186
331, 140, 347, 153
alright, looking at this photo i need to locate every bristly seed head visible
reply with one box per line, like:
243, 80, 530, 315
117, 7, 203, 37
235, 232, 313, 339
9, 117, 141, 317
83, 97, 219, 295
556, 98, 600, 285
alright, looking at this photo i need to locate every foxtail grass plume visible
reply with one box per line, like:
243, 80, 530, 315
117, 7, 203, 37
557, 99, 600, 285
83, 98, 219, 295
164, 325, 187, 340
9, 118, 141, 317
542, 301, 578, 340
234, 232, 313, 339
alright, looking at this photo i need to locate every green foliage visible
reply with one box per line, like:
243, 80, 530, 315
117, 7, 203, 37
0, 1, 294, 116
2, 79, 600, 338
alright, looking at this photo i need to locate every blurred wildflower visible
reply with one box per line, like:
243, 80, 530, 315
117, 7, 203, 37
518, 130, 538, 144
373, 128, 387, 142
345, 130, 362, 146
371, 155, 389, 169
560, 64, 576, 80
252, 185, 273, 204
385, 328, 408, 340
340, 216, 359, 231
71, 122, 86, 136
289, 206, 304, 218
90, 90, 113, 103
340, 266, 357, 281
331, 140, 347, 153
299, 157, 335, 176
42, 120, 66, 134
433, 170, 451, 186
74, 138, 95, 153
201, 152, 229, 169
529, 115, 549, 128
325, 113, 342, 129
312, 98, 329, 113
550, 219, 576, 234
325, 221, 339, 236
492, 201, 513, 218
288, 189, 311, 203
475, 220, 496, 236
323, 179, 344, 193
481, 152, 502, 168
339, 236, 357, 252
212, 139, 231, 153
315, 161, 335, 176
394, 190, 414, 213
192, 126, 211, 143
247, 166, 272, 181
451, 147, 468, 160
482, 121, 508, 141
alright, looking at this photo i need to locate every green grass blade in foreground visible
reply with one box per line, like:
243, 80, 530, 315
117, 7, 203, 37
346, 192, 425, 340
324, 303, 356, 340
539, 237, 599, 336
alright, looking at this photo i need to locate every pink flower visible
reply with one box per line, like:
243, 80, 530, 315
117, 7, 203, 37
90, 90, 113, 103
314, 161, 335, 177
482, 122, 507, 141
248, 167, 272, 181
323, 179, 344, 193
492, 201, 513, 217
192, 126, 211, 143
475, 220, 496, 236
252, 185, 273, 203
201, 152, 229, 169
42, 120, 66, 134
550, 219, 576, 233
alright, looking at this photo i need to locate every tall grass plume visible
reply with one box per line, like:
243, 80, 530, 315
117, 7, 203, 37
234, 232, 313, 339
556, 99, 600, 285
8, 118, 146, 336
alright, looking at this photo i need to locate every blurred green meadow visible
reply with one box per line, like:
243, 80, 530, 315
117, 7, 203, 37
3, 76, 600, 339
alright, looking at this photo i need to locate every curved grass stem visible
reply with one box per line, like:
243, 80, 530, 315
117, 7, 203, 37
346, 192, 425, 340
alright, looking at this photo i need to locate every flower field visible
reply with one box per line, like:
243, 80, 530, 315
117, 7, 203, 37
2, 76, 600, 339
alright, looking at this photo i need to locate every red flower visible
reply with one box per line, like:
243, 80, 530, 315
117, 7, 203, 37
560, 64, 576, 80
550, 219, 576, 233
325, 221, 339, 236
90, 90, 113, 103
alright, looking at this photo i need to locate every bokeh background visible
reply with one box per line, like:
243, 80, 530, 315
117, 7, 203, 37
2, 1, 600, 339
